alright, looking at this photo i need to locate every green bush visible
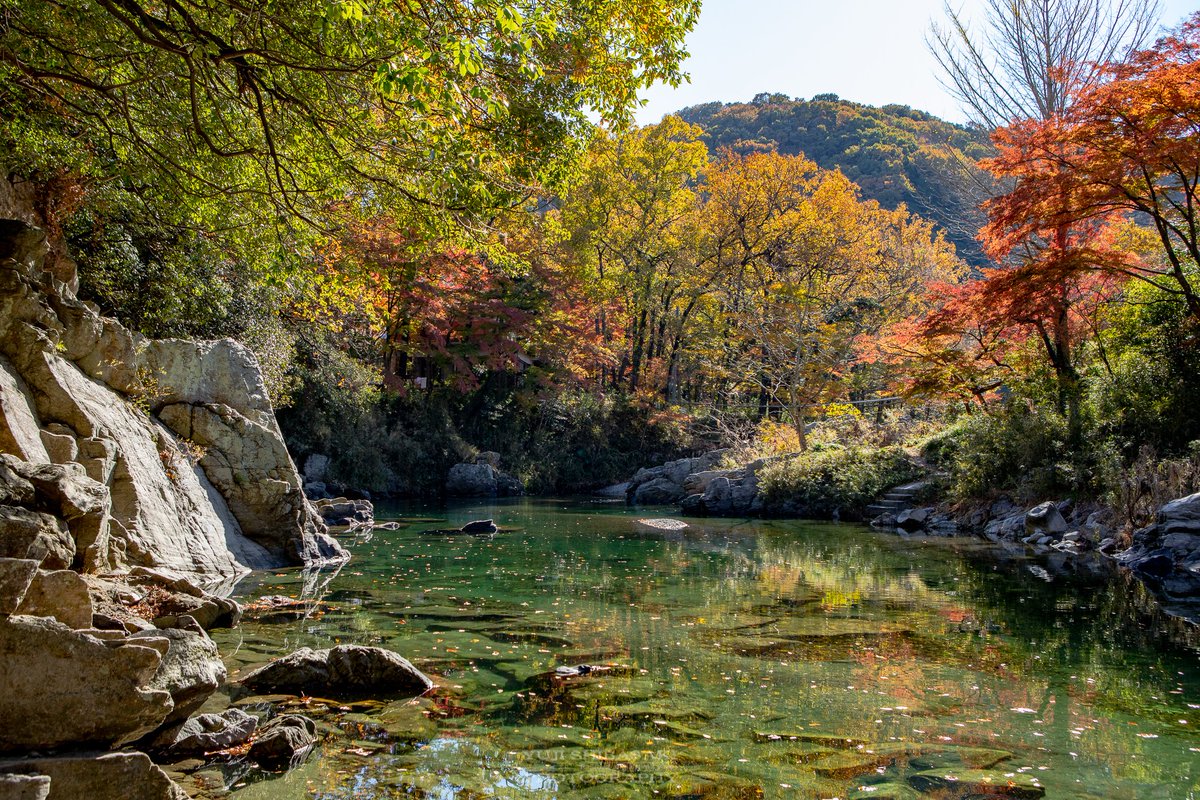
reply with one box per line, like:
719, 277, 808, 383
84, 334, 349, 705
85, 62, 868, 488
933, 405, 1087, 501
758, 446, 919, 519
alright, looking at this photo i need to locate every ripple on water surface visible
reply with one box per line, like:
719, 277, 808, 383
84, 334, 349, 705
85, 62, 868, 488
207, 499, 1200, 799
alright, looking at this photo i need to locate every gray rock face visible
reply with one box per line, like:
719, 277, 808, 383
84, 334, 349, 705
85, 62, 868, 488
150, 708, 257, 757
0, 559, 38, 616
0, 220, 341, 579
14, 569, 93, 629
0, 616, 172, 751
0, 506, 74, 569
0, 752, 187, 800
247, 715, 317, 770
240, 644, 433, 698
130, 625, 226, 728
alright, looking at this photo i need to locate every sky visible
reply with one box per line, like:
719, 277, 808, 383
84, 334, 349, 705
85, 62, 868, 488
635, 0, 1199, 125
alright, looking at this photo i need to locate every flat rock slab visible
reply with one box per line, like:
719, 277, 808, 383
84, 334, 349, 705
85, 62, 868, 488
0, 752, 187, 800
635, 518, 689, 530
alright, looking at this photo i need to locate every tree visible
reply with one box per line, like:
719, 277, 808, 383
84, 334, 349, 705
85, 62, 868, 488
0, 0, 700, 236
929, 0, 1161, 128
700, 152, 961, 449
560, 116, 709, 394
983, 13, 1200, 320
929, 0, 1161, 434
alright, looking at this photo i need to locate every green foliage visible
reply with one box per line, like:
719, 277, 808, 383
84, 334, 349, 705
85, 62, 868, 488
1, 0, 699, 242
758, 447, 919, 518
930, 405, 1096, 501
455, 387, 699, 493
676, 95, 994, 267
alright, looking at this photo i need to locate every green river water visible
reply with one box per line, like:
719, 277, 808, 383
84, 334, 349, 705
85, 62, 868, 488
206, 499, 1200, 800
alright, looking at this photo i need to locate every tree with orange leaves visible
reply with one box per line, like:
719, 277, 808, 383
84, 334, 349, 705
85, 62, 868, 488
984, 12, 1200, 320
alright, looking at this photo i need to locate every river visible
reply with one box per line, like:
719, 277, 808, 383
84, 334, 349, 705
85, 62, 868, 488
210, 499, 1200, 799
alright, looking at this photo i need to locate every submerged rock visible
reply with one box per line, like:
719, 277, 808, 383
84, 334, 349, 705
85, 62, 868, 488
907, 767, 1045, 798
635, 518, 688, 531
247, 715, 317, 770
150, 708, 258, 758
239, 644, 433, 699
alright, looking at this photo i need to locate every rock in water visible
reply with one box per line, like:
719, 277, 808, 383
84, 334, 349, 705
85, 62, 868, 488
0, 616, 173, 751
247, 715, 317, 770
239, 644, 433, 698
0, 752, 187, 800
635, 518, 688, 531
460, 519, 498, 534
149, 709, 257, 758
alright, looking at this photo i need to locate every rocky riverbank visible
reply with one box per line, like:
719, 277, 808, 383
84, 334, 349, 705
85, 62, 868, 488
0, 219, 415, 797
617, 448, 1200, 625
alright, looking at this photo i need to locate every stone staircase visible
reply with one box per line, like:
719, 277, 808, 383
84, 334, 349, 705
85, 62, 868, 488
865, 481, 926, 519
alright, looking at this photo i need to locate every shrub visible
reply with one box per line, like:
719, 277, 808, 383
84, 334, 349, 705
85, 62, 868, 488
936, 405, 1070, 501
758, 446, 920, 519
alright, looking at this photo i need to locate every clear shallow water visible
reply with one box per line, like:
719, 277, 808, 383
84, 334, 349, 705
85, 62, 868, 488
209, 499, 1200, 799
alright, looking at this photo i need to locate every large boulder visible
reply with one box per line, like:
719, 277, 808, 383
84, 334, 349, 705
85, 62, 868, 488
130, 624, 226, 727
240, 644, 433, 698
446, 463, 497, 497
632, 477, 687, 506
1157, 492, 1200, 534
0, 616, 172, 751
0, 752, 187, 800
1026, 502, 1068, 536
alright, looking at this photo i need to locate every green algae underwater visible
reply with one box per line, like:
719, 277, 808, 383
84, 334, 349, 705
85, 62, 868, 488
205, 500, 1200, 800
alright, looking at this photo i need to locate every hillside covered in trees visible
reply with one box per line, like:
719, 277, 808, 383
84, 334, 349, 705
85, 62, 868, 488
676, 94, 995, 266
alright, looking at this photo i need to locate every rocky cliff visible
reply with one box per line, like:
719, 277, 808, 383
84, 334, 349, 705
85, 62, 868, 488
0, 219, 346, 580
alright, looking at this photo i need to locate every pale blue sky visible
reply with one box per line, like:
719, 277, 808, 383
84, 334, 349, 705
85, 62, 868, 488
636, 0, 1199, 125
